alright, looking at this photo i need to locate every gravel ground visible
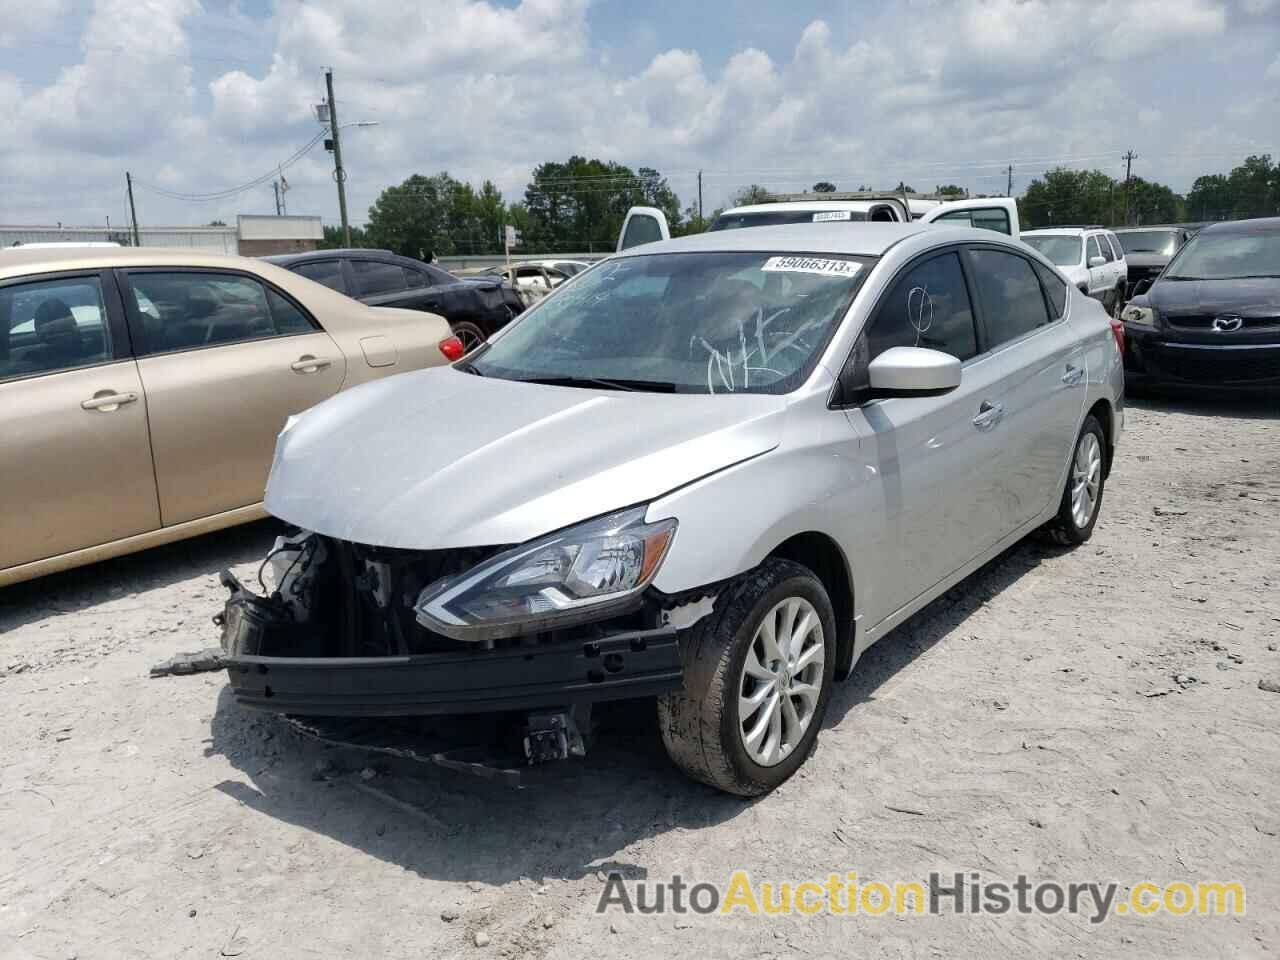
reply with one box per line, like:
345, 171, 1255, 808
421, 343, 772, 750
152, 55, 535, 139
2, 391, 1278, 960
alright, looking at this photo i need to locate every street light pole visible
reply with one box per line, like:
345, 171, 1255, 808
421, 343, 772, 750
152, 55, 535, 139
325, 69, 350, 246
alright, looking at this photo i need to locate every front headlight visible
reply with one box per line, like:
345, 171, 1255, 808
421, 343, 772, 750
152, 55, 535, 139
1121, 304, 1155, 326
414, 507, 677, 641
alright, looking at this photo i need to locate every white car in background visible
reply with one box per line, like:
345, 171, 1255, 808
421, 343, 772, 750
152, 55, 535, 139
1022, 228, 1128, 317
617, 195, 1022, 253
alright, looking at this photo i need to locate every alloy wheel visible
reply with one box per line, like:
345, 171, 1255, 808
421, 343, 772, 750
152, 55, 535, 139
1071, 431, 1103, 529
738, 596, 826, 767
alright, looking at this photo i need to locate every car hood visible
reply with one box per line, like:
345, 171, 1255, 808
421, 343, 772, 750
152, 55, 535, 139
1122, 252, 1171, 269
1149, 276, 1280, 317
265, 367, 787, 549
1060, 264, 1088, 285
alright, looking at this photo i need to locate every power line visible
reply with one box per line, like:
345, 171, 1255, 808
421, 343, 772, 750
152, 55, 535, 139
133, 131, 326, 202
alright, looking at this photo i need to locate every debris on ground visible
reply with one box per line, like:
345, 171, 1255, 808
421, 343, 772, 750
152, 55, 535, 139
149, 648, 225, 677
1260, 678, 1280, 695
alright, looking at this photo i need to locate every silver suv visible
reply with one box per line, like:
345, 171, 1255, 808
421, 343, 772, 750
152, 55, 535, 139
1023, 227, 1128, 317
220, 222, 1124, 796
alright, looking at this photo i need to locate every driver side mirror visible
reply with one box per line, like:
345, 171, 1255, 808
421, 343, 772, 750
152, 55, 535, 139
1132, 278, 1153, 297
867, 346, 962, 398
1088, 256, 1106, 267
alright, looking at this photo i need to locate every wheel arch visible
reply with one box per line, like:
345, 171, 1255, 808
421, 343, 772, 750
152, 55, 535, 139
766, 531, 856, 681
1086, 397, 1115, 477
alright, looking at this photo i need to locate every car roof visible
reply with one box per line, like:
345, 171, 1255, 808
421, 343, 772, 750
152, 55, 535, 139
619, 222, 997, 258
1199, 216, 1280, 235
0, 245, 275, 281
1021, 228, 1098, 237
719, 200, 888, 216
265, 248, 398, 264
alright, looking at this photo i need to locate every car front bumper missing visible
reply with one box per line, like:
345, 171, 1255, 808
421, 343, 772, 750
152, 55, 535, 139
223, 625, 684, 718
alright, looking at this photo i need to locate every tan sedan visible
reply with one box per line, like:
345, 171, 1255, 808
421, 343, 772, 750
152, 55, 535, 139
0, 247, 457, 587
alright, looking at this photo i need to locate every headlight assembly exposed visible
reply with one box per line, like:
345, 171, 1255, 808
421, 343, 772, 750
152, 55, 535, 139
1121, 304, 1156, 326
414, 507, 677, 641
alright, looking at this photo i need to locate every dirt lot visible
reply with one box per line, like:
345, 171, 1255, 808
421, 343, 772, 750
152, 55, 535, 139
2, 392, 1279, 960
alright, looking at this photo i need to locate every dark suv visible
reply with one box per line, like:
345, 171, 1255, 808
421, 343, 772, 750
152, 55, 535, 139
1121, 218, 1280, 390
266, 249, 523, 351
1114, 226, 1193, 300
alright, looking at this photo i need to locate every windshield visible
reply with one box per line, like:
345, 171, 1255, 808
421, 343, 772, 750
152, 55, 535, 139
1117, 230, 1178, 255
1022, 235, 1083, 266
1165, 230, 1280, 280
709, 209, 868, 231
466, 251, 873, 394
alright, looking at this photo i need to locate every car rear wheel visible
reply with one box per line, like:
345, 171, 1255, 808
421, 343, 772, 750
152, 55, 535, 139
1039, 414, 1107, 546
449, 321, 486, 354
657, 558, 836, 796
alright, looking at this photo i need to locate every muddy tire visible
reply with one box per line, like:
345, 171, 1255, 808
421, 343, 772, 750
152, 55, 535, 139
657, 558, 836, 796
1039, 414, 1107, 547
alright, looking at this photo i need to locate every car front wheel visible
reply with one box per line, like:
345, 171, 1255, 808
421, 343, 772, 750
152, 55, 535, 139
657, 558, 836, 796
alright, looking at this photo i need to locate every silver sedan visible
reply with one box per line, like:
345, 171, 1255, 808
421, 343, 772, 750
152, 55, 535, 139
223, 222, 1124, 796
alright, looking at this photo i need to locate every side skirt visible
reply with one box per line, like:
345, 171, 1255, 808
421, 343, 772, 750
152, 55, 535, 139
0, 503, 268, 588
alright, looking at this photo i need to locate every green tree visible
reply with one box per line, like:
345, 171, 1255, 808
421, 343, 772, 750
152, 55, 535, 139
934, 184, 966, 198
1225, 155, 1278, 219
812, 181, 837, 193
365, 172, 506, 258
1018, 168, 1118, 228
1126, 177, 1185, 225
319, 224, 367, 248
731, 184, 772, 207
1187, 174, 1231, 222
522, 157, 682, 252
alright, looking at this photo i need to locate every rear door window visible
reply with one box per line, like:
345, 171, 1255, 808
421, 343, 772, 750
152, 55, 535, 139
294, 260, 345, 293
1, 275, 113, 382
1032, 261, 1068, 319
968, 249, 1054, 347
124, 272, 315, 355
933, 208, 1013, 235
351, 259, 409, 297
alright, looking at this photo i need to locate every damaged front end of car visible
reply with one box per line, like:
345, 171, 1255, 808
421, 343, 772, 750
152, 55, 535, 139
217, 508, 700, 769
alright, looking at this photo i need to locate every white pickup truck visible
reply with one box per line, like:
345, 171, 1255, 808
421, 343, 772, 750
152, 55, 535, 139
618, 194, 1021, 252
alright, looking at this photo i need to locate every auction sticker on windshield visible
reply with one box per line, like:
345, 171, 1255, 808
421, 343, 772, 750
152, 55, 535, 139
762, 256, 863, 277
812, 211, 853, 222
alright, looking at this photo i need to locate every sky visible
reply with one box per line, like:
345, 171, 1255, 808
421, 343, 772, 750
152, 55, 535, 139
1, 0, 1278, 230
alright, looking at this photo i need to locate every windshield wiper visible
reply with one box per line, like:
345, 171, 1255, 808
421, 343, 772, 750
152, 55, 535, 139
517, 376, 678, 393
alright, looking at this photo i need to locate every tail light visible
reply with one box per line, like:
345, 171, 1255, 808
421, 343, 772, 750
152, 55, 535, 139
1109, 318, 1125, 359
438, 336, 465, 361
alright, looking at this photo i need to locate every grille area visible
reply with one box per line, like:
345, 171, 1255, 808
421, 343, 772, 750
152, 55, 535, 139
1166, 314, 1280, 332
1155, 347, 1280, 384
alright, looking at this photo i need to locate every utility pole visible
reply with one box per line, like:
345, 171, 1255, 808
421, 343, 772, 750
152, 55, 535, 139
1006, 164, 1013, 197
125, 171, 140, 247
325, 69, 351, 246
1122, 150, 1137, 226
273, 180, 282, 216
697, 170, 704, 222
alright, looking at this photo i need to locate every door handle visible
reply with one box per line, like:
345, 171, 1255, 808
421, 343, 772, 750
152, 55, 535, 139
972, 400, 1004, 431
1062, 365, 1085, 385
290, 356, 332, 374
81, 391, 138, 412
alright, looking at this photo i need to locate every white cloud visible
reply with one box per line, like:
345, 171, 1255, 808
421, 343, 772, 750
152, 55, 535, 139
1, 0, 1278, 227
0, 0, 67, 46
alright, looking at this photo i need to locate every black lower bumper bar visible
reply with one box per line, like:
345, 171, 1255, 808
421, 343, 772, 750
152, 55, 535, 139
224, 626, 684, 717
